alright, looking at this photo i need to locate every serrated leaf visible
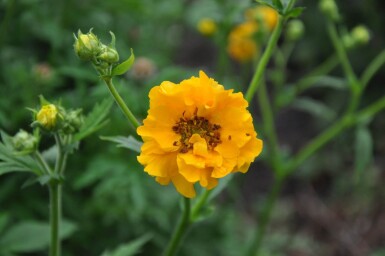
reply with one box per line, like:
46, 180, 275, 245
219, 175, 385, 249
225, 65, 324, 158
100, 135, 142, 153
0, 132, 41, 176
0, 220, 77, 253
291, 97, 337, 121
354, 126, 373, 182
74, 99, 113, 141
101, 234, 152, 256
285, 7, 305, 18
111, 49, 135, 76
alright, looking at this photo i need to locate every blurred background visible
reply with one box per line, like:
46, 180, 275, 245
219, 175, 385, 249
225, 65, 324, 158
1, 0, 385, 255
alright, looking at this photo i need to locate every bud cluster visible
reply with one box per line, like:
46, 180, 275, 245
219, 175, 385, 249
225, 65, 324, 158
319, 0, 340, 21
343, 25, 371, 49
31, 97, 84, 134
74, 29, 119, 68
12, 130, 39, 154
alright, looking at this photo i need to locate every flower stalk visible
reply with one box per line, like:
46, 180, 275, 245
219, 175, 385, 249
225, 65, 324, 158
163, 197, 191, 256
103, 77, 140, 129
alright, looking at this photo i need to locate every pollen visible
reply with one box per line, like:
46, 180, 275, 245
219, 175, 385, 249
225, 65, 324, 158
172, 108, 221, 153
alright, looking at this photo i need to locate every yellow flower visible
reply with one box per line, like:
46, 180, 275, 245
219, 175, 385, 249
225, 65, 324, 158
137, 71, 263, 198
227, 21, 259, 62
37, 104, 58, 130
197, 18, 217, 36
244, 6, 278, 31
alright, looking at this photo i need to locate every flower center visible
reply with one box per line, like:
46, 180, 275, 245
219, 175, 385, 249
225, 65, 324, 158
172, 109, 221, 153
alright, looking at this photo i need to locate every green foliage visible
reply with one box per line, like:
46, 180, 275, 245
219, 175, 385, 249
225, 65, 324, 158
111, 49, 135, 76
100, 135, 142, 153
74, 99, 113, 142
0, 220, 76, 254
101, 234, 152, 256
0, 131, 41, 176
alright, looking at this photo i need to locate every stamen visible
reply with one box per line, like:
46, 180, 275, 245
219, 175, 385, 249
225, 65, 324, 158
172, 109, 222, 153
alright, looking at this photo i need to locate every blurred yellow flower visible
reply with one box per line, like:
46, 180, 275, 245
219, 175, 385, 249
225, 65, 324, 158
244, 6, 278, 31
227, 21, 259, 62
197, 18, 217, 36
137, 71, 263, 198
37, 104, 58, 130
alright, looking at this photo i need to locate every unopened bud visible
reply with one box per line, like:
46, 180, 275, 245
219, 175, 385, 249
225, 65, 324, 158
13, 130, 38, 154
98, 44, 119, 63
351, 25, 370, 46
36, 104, 59, 131
61, 109, 84, 134
74, 30, 101, 61
319, 0, 340, 21
286, 20, 305, 41
197, 18, 217, 36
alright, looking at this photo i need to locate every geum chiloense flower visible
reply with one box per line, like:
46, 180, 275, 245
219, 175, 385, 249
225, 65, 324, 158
137, 71, 263, 198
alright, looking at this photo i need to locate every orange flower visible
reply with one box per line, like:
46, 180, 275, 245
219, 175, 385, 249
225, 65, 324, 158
137, 71, 263, 198
227, 21, 259, 62
244, 6, 278, 31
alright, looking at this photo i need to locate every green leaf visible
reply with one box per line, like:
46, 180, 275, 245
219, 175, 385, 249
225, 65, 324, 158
291, 97, 337, 121
284, 7, 305, 18
101, 234, 152, 256
111, 49, 135, 76
74, 99, 113, 141
100, 135, 142, 153
0, 131, 41, 176
354, 125, 373, 182
255, 0, 276, 10
273, 0, 283, 11
0, 220, 77, 253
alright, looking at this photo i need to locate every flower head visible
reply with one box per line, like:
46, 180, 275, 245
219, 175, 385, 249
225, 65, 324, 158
137, 71, 263, 198
244, 6, 278, 31
74, 30, 101, 61
36, 104, 59, 131
227, 21, 259, 63
197, 18, 217, 36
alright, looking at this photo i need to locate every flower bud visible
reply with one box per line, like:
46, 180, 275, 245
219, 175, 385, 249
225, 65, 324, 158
36, 104, 59, 131
286, 20, 305, 41
319, 0, 340, 21
98, 44, 119, 63
351, 25, 370, 46
197, 18, 217, 36
12, 130, 38, 154
74, 30, 101, 61
61, 109, 84, 134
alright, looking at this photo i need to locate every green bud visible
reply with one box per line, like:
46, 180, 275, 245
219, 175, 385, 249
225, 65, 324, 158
319, 0, 340, 21
74, 29, 101, 61
351, 25, 370, 46
61, 109, 84, 134
286, 20, 305, 41
342, 34, 354, 49
12, 130, 38, 154
98, 44, 119, 63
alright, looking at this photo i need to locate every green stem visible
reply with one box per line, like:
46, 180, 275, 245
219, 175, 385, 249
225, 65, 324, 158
360, 48, 385, 89
258, 81, 282, 173
356, 93, 385, 122
326, 20, 360, 92
104, 78, 140, 129
294, 55, 339, 93
34, 151, 52, 175
326, 20, 361, 114
54, 134, 64, 174
245, 15, 285, 102
247, 176, 284, 256
49, 183, 61, 256
163, 197, 191, 256
285, 114, 352, 176
191, 190, 212, 221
